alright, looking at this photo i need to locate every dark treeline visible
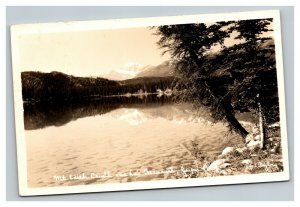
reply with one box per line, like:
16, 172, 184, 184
120, 76, 173, 94
21, 71, 174, 102
24, 95, 174, 130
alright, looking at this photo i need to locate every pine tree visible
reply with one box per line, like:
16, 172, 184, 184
154, 18, 277, 141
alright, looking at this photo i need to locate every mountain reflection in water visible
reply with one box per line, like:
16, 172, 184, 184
23, 95, 212, 130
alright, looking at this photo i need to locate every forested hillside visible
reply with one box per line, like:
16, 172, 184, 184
21, 71, 175, 102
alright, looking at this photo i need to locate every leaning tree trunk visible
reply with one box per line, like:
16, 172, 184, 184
185, 44, 249, 139
223, 102, 249, 139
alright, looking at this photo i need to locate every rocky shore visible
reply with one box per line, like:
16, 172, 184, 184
175, 122, 284, 178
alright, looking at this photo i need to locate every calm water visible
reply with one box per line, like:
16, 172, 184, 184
24, 95, 243, 187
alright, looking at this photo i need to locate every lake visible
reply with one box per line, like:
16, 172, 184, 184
24, 95, 244, 187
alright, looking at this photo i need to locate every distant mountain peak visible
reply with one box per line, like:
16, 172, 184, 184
116, 62, 144, 78
103, 62, 147, 80
103, 61, 174, 80
136, 61, 174, 78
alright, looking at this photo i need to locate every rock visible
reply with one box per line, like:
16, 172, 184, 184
219, 170, 227, 175
241, 159, 253, 165
247, 140, 261, 150
245, 134, 255, 143
207, 159, 230, 172
221, 147, 235, 156
235, 147, 247, 154
207, 159, 225, 171
220, 163, 231, 169
254, 135, 261, 141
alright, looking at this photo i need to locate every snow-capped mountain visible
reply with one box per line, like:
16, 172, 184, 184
103, 61, 174, 80
104, 62, 148, 80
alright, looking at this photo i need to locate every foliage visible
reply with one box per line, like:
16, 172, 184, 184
154, 18, 279, 138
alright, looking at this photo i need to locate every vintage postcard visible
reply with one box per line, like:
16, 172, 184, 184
11, 10, 289, 196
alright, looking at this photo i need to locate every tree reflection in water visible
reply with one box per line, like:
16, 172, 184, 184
23, 95, 174, 130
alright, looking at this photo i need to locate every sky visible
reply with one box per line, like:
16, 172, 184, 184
16, 21, 273, 77
17, 27, 170, 77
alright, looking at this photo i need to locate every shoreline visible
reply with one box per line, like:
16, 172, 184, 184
181, 123, 283, 178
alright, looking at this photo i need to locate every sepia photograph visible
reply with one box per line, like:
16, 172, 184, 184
10, 10, 289, 196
